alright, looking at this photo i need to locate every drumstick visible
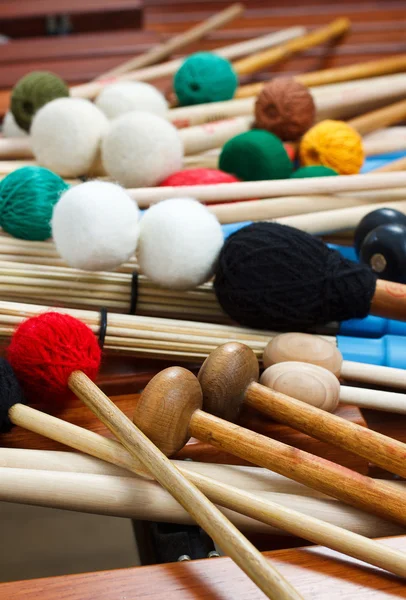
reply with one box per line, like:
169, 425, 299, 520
1, 462, 406, 577
72, 27, 306, 100
198, 343, 406, 480
236, 54, 406, 98
5, 321, 302, 600
233, 18, 350, 76
96, 3, 245, 80
129, 172, 406, 207
260, 360, 406, 414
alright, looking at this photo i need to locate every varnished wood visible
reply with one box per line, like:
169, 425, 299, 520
349, 98, 406, 136
199, 343, 406, 480
260, 362, 341, 413
134, 366, 406, 526
3, 535, 406, 599
263, 333, 343, 376
371, 279, 406, 321
68, 370, 302, 600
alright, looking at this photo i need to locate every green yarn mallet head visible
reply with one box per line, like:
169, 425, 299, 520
219, 129, 293, 181
291, 165, 338, 178
11, 71, 69, 132
174, 52, 238, 106
0, 166, 69, 241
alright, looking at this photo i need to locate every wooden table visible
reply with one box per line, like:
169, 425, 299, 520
2, 535, 405, 599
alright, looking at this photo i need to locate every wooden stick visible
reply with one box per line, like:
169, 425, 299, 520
236, 54, 406, 98
372, 155, 406, 173
339, 385, 406, 413
169, 73, 406, 127
129, 172, 406, 207
341, 360, 406, 389
349, 99, 406, 136
68, 371, 302, 600
71, 27, 306, 101
233, 18, 350, 76
276, 200, 406, 235
134, 367, 406, 527
96, 3, 245, 79
1, 465, 405, 546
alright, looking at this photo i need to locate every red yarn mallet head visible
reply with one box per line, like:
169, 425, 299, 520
160, 168, 240, 187
7, 312, 101, 403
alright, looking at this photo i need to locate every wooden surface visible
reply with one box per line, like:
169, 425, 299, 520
2, 535, 406, 599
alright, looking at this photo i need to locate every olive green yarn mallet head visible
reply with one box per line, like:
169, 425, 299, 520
0, 166, 69, 241
11, 71, 69, 132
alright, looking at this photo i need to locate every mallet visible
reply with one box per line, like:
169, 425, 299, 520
198, 342, 406, 479
260, 360, 406, 414
5, 313, 302, 600
131, 363, 406, 526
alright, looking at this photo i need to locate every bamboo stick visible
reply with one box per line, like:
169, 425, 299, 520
349, 99, 406, 137
96, 3, 245, 79
236, 54, 406, 98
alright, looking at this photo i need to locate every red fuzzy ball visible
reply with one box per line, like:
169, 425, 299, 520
160, 168, 239, 187
7, 312, 101, 403
284, 143, 296, 162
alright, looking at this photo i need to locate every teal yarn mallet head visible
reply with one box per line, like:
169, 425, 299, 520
0, 166, 69, 241
174, 52, 238, 106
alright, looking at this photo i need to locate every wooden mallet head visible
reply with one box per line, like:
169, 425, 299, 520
198, 342, 259, 421
133, 366, 203, 456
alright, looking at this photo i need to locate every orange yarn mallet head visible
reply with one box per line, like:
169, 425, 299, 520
299, 119, 364, 175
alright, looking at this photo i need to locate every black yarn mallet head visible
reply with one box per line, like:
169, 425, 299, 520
214, 222, 377, 330
0, 357, 26, 433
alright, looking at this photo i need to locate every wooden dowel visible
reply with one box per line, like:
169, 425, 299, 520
341, 360, 406, 390
129, 172, 406, 207
276, 200, 406, 235
180, 116, 253, 155
96, 3, 245, 79
1, 466, 404, 541
69, 371, 302, 600
236, 54, 406, 98
372, 155, 406, 173
348, 99, 406, 136
233, 18, 350, 76
339, 385, 406, 413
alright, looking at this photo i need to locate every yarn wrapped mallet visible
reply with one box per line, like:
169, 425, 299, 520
10, 71, 69, 132
174, 52, 238, 106
95, 81, 168, 119
6, 311, 302, 600
214, 222, 377, 330
0, 166, 69, 240
254, 77, 315, 141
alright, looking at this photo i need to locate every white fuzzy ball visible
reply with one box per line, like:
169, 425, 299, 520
31, 98, 108, 178
101, 111, 183, 188
137, 198, 224, 290
2, 111, 28, 137
52, 180, 140, 271
95, 81, 168, 120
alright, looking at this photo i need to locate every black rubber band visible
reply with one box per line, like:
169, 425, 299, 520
129, 271, 139, 315
99, 307, 108, 349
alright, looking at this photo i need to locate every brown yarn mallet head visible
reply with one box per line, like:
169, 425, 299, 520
131, 353, 406, 527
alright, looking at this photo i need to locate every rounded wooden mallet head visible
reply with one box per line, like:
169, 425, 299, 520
260, 361, 341, 412
198, 342, 259, 422
263, 332, 343, 377
132, 366, 203, 456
